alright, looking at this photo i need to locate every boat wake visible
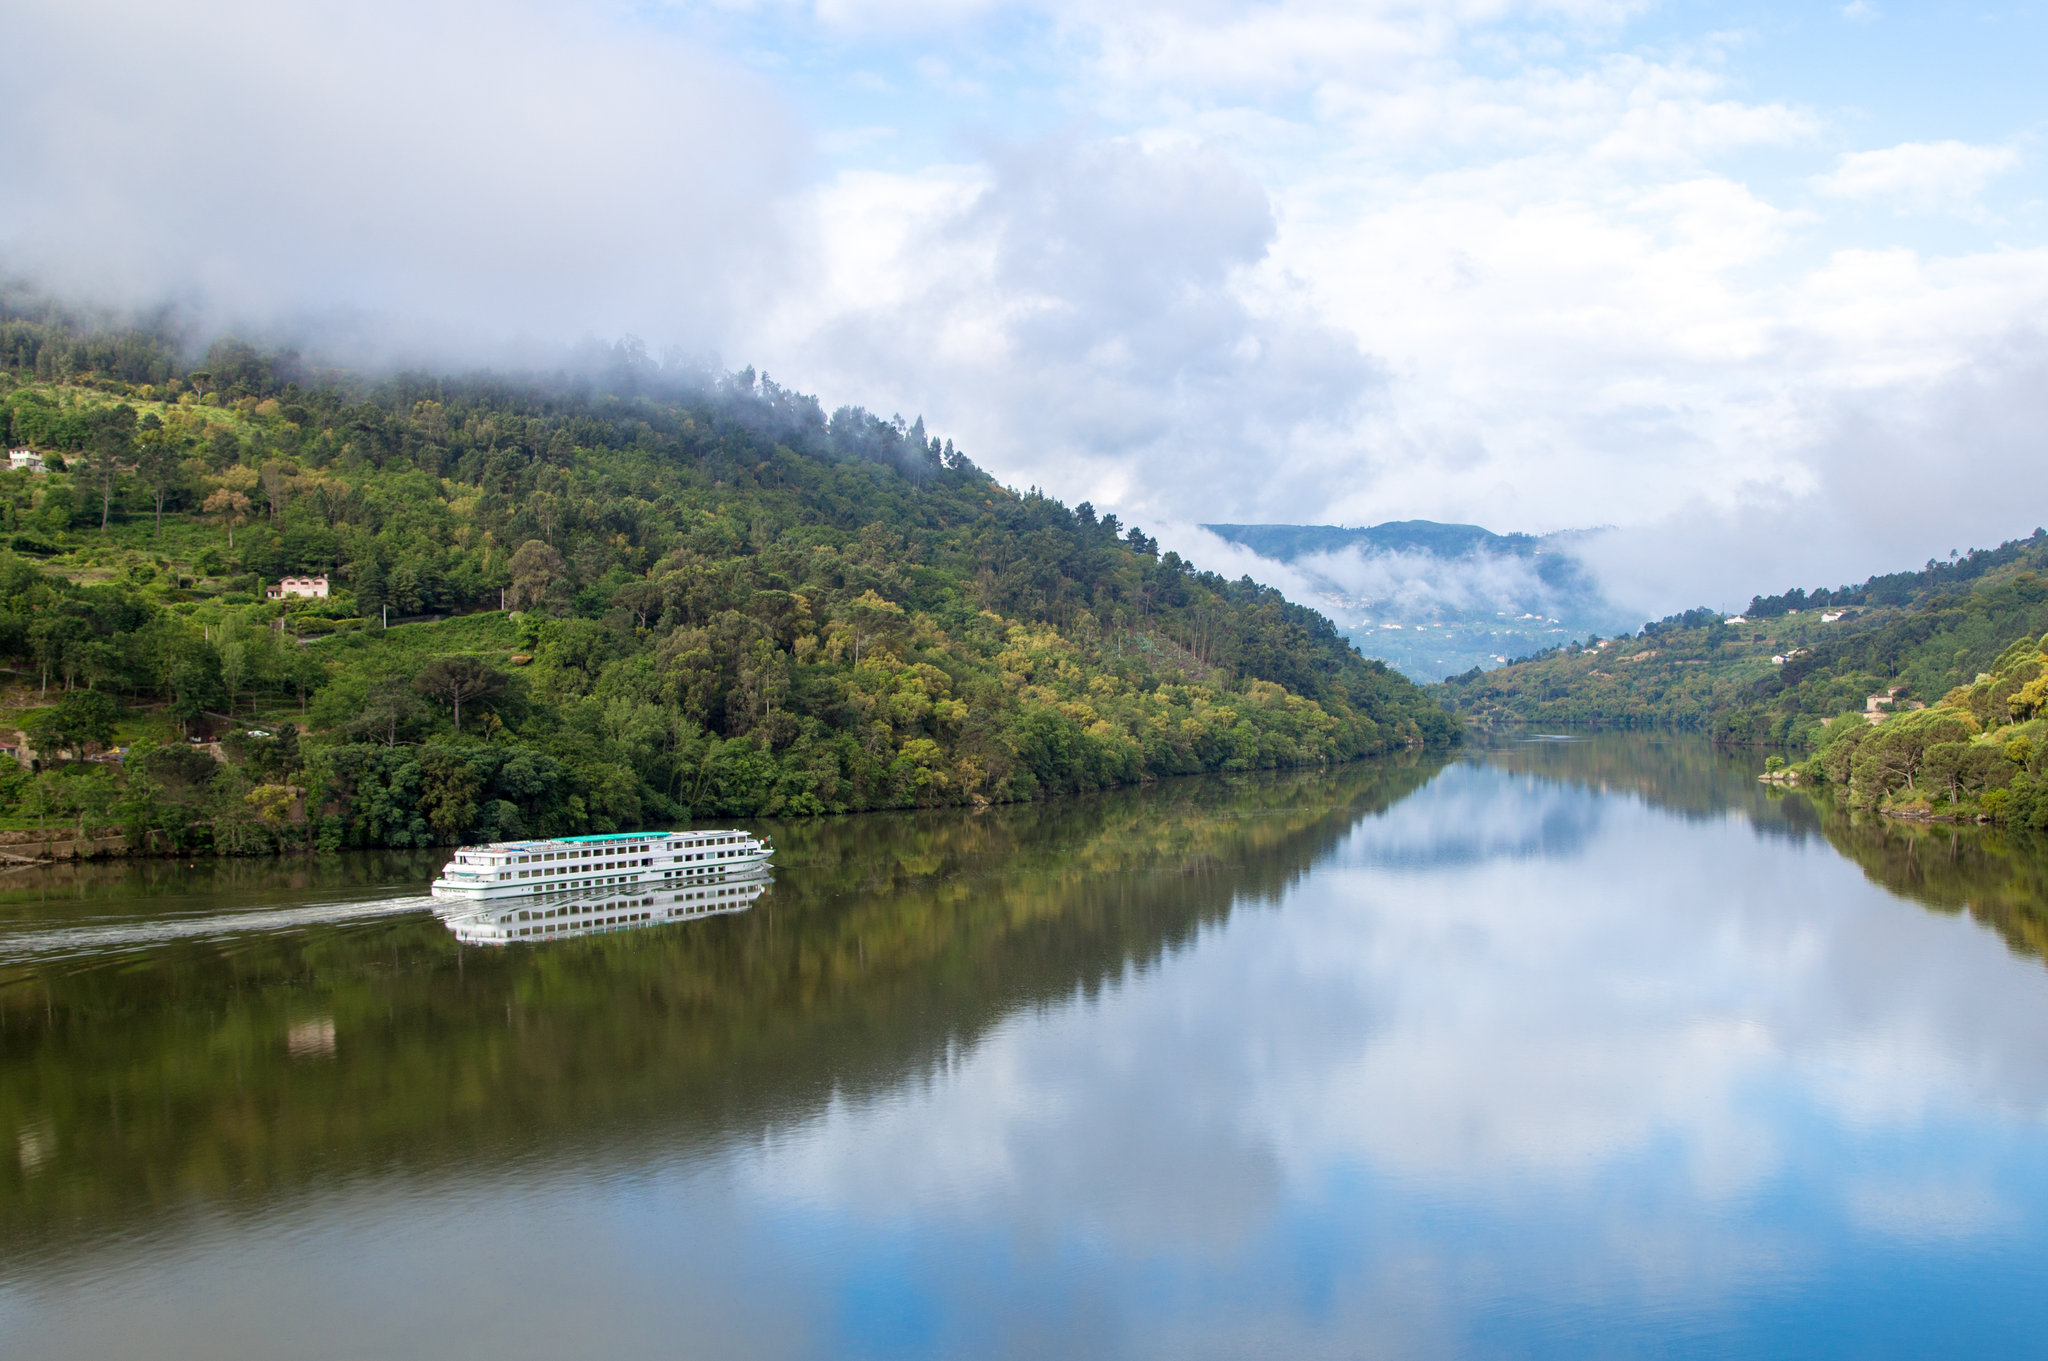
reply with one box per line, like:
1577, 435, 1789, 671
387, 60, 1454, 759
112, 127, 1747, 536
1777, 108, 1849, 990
0, 893, 439, 962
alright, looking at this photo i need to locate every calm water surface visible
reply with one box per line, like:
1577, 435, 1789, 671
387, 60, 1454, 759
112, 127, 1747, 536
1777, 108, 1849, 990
3, 737, 2048, 1359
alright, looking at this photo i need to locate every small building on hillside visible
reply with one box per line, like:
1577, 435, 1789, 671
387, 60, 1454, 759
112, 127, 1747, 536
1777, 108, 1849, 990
267, 575, 329, 600
1861, 687, 1907, 723
8, 448, 44, 473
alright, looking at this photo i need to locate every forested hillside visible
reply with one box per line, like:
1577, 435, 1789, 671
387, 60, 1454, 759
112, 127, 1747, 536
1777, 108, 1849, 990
0, 306, 1453, 855
1790, 627, 2048, 827
1441, 531, 2048, 746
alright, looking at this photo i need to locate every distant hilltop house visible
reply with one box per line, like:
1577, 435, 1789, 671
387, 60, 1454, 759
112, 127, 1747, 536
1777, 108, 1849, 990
1724, 615, 1747, 625
1859, 686, 1922, 724
1821, 610, 1846, 622
267, 575, 329, 600
7, 447, 44, 473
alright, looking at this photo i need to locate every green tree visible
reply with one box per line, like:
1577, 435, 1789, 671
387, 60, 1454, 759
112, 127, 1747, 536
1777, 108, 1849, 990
413, 655, 507, 733
167, 650, 226, 735
25, 689, 120, 759
219, 634, 248, 715
417, 746, 482, 841
355, 558, 387, 617
132, 415, 185, 538
57, 766, 118, 846
341, 676, 427, 747
81, 403, 137, 531
203, 488, 252, 546
508, 539, 567, 613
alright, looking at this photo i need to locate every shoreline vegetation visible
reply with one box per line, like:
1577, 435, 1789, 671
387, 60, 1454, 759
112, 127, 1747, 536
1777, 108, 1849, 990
1441, 523, 2048, 789
0, 303, 1456, 860
1770, 629, 2048, 828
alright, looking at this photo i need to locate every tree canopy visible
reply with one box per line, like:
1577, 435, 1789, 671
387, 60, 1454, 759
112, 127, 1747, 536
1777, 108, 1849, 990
0, 309, 1456, 855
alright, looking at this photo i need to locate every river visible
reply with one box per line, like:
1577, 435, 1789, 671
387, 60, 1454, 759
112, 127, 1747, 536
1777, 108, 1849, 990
3, 736, 2046, 1359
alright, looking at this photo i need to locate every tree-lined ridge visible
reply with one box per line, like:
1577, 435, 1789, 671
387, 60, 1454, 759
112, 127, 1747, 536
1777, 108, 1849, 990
0, 308, 1455, 854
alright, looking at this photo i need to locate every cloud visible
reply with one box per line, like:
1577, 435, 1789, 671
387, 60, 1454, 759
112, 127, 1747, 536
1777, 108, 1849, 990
734, 762, 2048, 1336
1178, 531, 1599, 623
1576, 301, 2048, 615
1813, 140, 2020, 214
1299, 545, 1564, 616
1, 0, 805, 361
751, 134, 1381, 517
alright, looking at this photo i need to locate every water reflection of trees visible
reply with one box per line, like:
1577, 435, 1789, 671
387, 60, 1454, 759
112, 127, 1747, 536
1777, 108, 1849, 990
1468, 734, 1796, 829
1471, 733, 2048, 969
1796, 803, 2048, 967
0, 757, 1443, 1254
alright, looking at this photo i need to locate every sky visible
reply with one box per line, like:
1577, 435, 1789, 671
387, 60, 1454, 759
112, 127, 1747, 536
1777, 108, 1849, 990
6, 0, 2047, 614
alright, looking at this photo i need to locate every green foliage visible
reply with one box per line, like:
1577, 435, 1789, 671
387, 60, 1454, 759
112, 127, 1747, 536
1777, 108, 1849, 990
0, 322, 1455, 854
1800, 630, 2048, 822
24, 689, 120, 757
1443, 537, 2048, 749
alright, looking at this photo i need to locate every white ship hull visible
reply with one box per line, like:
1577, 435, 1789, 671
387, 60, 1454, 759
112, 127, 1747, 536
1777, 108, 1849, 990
430, 828, 773, 902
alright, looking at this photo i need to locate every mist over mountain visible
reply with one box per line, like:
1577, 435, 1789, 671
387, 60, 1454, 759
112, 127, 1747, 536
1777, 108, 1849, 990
1204, 521, 1639, 682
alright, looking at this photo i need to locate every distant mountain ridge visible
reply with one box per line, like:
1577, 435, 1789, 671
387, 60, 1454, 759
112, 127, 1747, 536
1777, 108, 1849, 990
1204, 521, 1540, 561
1439, 527, 2048, 747
1204, 519, 1634, 682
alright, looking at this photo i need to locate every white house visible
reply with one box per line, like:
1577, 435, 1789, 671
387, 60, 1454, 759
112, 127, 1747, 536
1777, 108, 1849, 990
267, 575, 329, 600
8, 448, 44, 473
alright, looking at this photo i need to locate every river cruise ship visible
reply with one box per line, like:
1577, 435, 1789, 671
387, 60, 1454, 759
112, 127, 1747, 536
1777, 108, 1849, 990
437, 871, 770, 945
430, 828, 772, 902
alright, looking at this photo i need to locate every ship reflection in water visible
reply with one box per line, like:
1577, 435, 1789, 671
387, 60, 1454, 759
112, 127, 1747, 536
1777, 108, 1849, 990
435, 868, 772, 945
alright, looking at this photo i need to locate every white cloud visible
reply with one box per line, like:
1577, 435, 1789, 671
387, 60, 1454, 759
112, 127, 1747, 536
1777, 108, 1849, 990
1813, 140, 2020, 213
714, 8, 2048, 621
752, 135, 1381, 517
736, 764, 2048, 1319
1, 0, 805, 361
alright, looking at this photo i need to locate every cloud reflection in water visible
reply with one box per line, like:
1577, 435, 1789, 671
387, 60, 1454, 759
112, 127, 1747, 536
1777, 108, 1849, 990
733, 762, 2048, 1355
